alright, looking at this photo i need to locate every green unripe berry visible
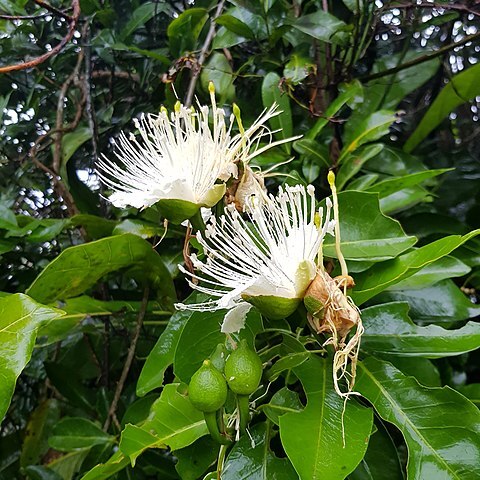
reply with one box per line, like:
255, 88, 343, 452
188, 360, 228, 413
224, 339, 263, 395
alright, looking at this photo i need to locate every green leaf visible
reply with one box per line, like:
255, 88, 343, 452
376, 279, 480, 323
388, 255, 471, 290
261, 387, 303, 426
362, 302, 480, 358
405, 63, 480, 152
167, 8, 208, 57
306, 80, 363, 140
284, 54, 315, 85
47, 450, 90, 480
457, 385, 480, 406
120, 1, 168, 41
215, 14, 255, 39
112, 219, 164, 239
293, 139, 330, 168
364, 168, 452, 198
352, 230, 480, 304
379, 186, 431, 215
336, 144, 384, 190
70, 214, 117, 239
20, 400, 60, 468
175, 436, 219, 480
356, 357, 480, 479
384, 356, 441, 387
279, 356, 373, 480
0, 294, 64, 423
61, 126, 92, 166
340, 110, 396, 163
223, 422, 298, 480
119, 384, 208, 465
49, 418, 114, 452
24, 466, 63, 480
26, 234, 175, 304
174, 307, 262, 383
137, 308, 194, 396
320, 191, 417, 261
266, 352, 309, 382
200, 52, 235, 103
289, 11, 349, 45
80, 451, 130, 480
349, 421, 403, 480
262, 72, 293, 153
0, 204, 18, 229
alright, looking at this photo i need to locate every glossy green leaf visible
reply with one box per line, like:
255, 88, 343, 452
320, 191, 417, 261
352, 230, 480, 304
362, 302, 480, 357
384, 356, 441, 387
175, 436, 218, 480
339, 110, 396, 163
112, 219, 164, 239
70, 214, 117, 239
388, 255, 470, 290
223, 422, 298, 480
0, 294, 64, 423
349, 421, 404, 480
405, 63, 480, 152
262, 72, 293, 152
137, 308, 194, 396
174, 307, 262, 383
167, 8, 208, 56
0, 203, 18, 229
289, 11, 349, 45
49, 418, 114, 452
266, 352, 309, 382
280, 356, 373, 480
293, 139, 330, 168
376, 279, 480, 323
215, 14, 255, 39
120, 1, 169, 40
364, 168, 452, 198
60, 127, 92, 166
119, 383, 208, 465
457, 385, 480, 406
284, 54, 314, 84
47, 450, 90, 480
261, 387, 303, 426
80, 451, 130, 480
356, 357, 480, 479
336, 144, 384, 190
379, 186, 431, 215
201, 52, 235, 102
26, 234, 175, 304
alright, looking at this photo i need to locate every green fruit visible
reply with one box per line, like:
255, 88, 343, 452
225, 339, 263, 395
188, 360, 228, 413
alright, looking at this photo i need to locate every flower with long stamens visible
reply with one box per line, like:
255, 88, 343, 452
175, 184, 334, 320
97, 83, 297, 223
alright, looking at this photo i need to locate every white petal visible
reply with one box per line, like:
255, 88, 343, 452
221, 303, 252, 334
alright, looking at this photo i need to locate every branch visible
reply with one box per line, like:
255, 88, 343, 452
33, 0, 72, 21
0, 0, 80, 73
103, 287, 150, 432
184, 0, 225, 107
360, 31, 480, 82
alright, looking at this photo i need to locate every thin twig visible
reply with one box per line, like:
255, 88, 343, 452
360, 31, 480, 82
33, 0, 73, 21
184, 0, 225, 106
103, 287, 150, 432
0, 0, 80, 73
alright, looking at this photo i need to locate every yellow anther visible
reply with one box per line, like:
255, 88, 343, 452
328, 170, 336, 187
314, 211, 321, 229
174, 100, 181, 113
160, 106, 168, 115
233, 103, 245, 136
208, 81, 215, 94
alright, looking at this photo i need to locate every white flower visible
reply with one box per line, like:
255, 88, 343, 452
175, 184, 333, 319
96, 84, 296, 222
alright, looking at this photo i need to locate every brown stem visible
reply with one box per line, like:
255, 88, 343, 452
184, 0, 226, 107
103, 287, 150, 432
33, 0, 73, 21
0, 0, 80, 73
360, 31, 480, 82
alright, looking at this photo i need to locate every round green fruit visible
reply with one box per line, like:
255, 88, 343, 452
188, 360, 228, 413
224, 339, 263, 395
